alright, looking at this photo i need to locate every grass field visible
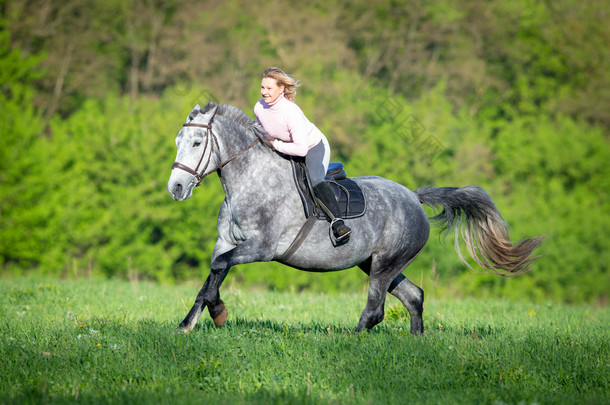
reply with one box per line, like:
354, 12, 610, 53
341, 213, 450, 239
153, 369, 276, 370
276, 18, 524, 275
0, 277, 608, 404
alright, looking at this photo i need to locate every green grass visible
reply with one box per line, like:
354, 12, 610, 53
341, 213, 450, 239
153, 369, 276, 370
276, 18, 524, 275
0, 277, 608, 404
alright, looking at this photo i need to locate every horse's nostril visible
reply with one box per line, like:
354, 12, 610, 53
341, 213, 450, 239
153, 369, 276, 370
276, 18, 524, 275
173, 183, 183, 195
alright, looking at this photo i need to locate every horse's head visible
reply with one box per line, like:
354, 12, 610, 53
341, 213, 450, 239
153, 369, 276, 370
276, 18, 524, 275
167, 103, 219, 201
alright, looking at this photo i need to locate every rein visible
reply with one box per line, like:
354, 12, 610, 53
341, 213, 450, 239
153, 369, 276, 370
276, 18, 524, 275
171, 122, 260, 186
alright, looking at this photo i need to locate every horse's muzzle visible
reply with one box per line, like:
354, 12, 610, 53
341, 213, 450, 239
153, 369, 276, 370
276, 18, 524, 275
167, 178, 193, 201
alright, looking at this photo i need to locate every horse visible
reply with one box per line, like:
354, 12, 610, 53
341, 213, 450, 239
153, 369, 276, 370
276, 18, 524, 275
167, 102, 543, 335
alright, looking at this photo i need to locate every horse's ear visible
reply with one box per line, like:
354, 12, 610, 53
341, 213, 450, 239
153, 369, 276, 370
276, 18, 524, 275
201, 104, 218, 124
186, 104, 202, 123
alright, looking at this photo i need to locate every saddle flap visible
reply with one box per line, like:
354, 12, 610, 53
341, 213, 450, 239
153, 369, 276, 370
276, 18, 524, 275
326, 178, 366, 219
290, 158, 366, 220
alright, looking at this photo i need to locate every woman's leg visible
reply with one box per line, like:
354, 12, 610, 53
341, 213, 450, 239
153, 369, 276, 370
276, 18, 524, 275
306, 139, 352, 242
305, 138, 329, 185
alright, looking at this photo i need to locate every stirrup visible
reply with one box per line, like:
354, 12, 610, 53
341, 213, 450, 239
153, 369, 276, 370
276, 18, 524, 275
331, 218, 352, 243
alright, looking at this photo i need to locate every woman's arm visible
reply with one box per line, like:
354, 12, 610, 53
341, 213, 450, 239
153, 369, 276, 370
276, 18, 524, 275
271, 105, 312, 156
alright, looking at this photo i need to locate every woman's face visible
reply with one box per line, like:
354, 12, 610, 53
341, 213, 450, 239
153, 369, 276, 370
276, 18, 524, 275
261, 77, 285, 104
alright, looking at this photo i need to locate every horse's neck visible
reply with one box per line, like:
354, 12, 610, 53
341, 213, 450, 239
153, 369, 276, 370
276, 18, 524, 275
218, 142, 296, 204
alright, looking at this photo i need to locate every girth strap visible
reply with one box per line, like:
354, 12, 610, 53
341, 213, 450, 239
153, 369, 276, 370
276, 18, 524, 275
279, 216, 318, 262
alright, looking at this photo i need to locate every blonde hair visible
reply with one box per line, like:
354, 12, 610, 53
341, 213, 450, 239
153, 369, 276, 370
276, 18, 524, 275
262, 67, 301, 101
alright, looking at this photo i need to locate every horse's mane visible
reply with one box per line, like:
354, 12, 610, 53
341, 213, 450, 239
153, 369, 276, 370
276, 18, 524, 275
198, 102, 267, 142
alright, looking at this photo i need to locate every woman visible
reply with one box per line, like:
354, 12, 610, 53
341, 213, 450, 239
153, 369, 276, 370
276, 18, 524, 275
254, 67, 351, 242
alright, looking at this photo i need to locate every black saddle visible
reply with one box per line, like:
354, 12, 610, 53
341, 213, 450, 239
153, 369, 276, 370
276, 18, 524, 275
290, 157, 366, 220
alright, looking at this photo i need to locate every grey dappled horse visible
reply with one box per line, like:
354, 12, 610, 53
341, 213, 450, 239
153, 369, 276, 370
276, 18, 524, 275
167, 103, 543, 334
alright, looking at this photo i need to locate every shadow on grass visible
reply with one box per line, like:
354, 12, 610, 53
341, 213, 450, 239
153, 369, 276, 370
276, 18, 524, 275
2, 387, 331, 405
190, 315, 418, 337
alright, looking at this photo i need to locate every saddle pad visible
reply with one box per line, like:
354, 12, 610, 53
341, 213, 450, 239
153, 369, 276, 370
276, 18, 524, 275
290, 158, 366, 220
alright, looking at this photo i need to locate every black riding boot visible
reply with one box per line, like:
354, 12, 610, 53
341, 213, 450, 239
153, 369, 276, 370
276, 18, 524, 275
313, 182, 352, 242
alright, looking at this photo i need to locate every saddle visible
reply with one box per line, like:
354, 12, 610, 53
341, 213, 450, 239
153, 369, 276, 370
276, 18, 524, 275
279, 157, 366, 260
290, 157, 366, 220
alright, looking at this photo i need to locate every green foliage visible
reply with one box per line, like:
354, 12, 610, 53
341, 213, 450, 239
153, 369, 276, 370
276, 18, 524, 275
0, 24, 45, 269
0, 278, 608, 404
1, 0, 608, 303
12, 89, 231, 282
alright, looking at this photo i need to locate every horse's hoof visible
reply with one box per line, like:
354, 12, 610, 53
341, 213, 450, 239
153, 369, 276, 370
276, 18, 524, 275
175, 327, 191, 335
213, 306, 228, 327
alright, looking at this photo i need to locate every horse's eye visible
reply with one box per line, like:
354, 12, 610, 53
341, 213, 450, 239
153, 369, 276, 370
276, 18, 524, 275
193, 140, 202, 148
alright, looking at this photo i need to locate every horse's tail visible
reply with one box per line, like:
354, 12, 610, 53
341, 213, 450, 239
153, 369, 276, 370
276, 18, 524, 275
415, 186, 543, 277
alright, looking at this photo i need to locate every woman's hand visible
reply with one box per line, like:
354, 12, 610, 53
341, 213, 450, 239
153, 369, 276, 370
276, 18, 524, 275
262, 134, 276, 150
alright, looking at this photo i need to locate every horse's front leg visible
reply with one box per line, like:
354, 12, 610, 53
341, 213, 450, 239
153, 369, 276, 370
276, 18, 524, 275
179, 236, 274, 333
205, 237, 275, 323
178, 238, 234, 333
178, 270, 228, 333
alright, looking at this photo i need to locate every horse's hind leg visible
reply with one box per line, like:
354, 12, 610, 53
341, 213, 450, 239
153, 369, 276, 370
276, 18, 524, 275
388, 274, 424, 334
356, 276, 389, 331
358, 260, 424, 334
355, 256, 407, 332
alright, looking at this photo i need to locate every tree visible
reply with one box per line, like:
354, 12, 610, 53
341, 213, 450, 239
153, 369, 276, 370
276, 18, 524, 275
0, 20, 44, 268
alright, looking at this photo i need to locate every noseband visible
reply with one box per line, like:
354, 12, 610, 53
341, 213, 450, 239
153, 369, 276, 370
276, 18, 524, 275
171, 121, 260, 186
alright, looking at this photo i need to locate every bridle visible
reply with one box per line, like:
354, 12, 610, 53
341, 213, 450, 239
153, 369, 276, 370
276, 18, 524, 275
171, 121, 260, 186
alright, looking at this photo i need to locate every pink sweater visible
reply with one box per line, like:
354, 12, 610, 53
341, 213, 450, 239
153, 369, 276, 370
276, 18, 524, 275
254, 94, 324, 157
